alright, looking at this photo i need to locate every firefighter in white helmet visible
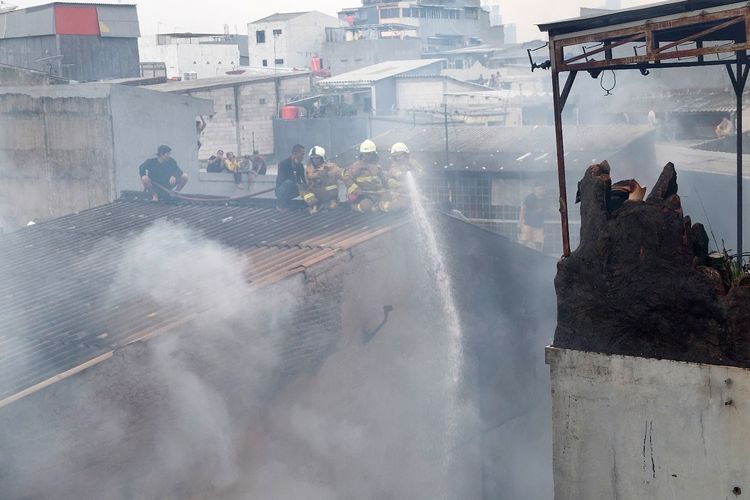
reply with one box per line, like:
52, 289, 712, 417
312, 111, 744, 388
379, 142, 424, 212
343, 139, 387, 213
299, 146, 342, 214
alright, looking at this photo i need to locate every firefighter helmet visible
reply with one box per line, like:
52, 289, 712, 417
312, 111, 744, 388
390, 142, 410, 155
359, 139, 377, 154
309, 146, 326, 159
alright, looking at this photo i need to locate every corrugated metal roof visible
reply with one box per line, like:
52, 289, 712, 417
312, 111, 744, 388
0, 198, 406, 407
142, 71, 310, 93
613, 89, 750, 114
319, 59, 444, 88
373, 124, 653, 155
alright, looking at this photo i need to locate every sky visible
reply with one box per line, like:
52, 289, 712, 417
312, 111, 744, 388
13, 0, 659, 42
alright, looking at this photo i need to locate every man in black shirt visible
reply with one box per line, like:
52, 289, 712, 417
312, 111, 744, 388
275, 144, 306, 210
139, 145, 189, 201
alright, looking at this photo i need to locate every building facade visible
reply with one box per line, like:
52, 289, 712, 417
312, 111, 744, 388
338, 0, 503, 47
138, 33, 244, 80
247, 11, 344, 69
0, 2, 140, 82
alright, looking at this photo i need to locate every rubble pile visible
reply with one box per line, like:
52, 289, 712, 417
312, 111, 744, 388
555, 161, 750, 367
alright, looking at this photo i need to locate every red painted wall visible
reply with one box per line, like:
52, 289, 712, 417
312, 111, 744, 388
55, 6, 100, 36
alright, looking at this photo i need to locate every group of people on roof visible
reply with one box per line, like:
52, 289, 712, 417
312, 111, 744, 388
206, 149, 267, 189
275, 140, 424, 214
138, 140, 423, 213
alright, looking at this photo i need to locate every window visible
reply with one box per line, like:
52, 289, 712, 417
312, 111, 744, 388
256, 30, 266, 43
225, 104, 233, 111
464, 8, 478, 19
380, 8, 399, 19
273, 29, 282, 36
274, 58, 284, 65
259, 97, 267, 104
262, 59, 268, 67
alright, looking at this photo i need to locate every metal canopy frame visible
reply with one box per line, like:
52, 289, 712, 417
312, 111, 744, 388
538, 0, 750, 258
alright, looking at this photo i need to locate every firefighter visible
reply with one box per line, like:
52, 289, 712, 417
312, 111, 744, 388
344, 139, 387, 213
380, 142, 424, 212
299, 146, 342, 214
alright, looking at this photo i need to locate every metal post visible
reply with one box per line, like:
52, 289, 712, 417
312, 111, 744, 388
734, 58, 745, 266
443, 102, 450, 167
728, 59, 749, 262
552, 71, 571, 257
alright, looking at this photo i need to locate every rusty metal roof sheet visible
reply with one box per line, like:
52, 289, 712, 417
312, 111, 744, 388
538, 0, 744, 36
0, 198, 406, 407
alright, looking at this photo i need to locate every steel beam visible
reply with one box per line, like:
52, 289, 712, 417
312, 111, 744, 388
552, 72, 572, 257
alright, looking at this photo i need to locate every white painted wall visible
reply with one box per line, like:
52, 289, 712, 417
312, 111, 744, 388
247, 11, 344, 69
547, 347, 750, 500
139, 36, 240, 79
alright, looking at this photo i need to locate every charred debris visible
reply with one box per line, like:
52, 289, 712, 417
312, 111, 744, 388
555, 161, 750, 367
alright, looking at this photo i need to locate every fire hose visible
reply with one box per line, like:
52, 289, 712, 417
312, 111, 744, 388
148, 180, 276, 202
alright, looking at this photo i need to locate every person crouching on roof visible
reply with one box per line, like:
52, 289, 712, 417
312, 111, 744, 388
299, 146, 342, 214
139, 145, 188, 202
343, 139, 387, 213
380, 142, 424, 212
275, 144, 306, 211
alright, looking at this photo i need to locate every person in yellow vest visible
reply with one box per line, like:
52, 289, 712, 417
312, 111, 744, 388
380, 142, 424, 212
299, 146, 342, 214
343, 139, 387, 213
223, 151, 243, 189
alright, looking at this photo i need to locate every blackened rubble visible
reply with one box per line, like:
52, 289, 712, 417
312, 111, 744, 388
555, 161, 750, 367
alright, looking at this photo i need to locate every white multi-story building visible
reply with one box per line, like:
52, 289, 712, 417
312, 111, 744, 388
139, 33, 242, 80
247, 11, 344, 69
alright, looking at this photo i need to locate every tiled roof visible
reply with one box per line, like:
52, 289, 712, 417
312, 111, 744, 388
0, 196, 406, 407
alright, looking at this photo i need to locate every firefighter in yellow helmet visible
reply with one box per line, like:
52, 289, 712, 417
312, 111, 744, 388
343, 139, 387, 213
379, 142, 424, 212
299, 146, 342, 214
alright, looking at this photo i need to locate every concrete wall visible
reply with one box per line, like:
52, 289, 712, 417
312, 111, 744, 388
0, 84, 211, 231
547, 347, 750, 500
109, 85, 212, 195
0, 88, 115, 230
324, 38, 422, 75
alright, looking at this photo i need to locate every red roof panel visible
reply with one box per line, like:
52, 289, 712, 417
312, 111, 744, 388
55, 5, 100, 36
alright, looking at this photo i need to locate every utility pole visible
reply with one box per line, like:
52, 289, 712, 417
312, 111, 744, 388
443, 102, 450, 167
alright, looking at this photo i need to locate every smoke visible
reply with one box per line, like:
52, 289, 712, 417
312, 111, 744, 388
0, 211, 556, 500
0, 220, 299, 499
